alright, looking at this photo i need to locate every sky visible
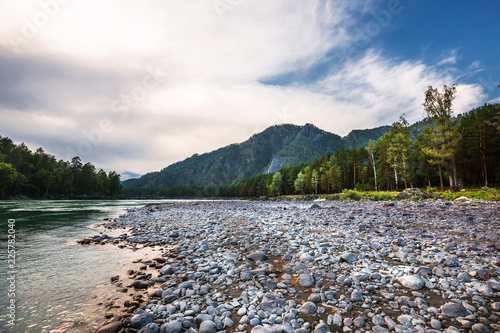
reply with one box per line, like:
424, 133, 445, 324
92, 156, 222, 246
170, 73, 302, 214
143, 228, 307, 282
0, 0, 499, 179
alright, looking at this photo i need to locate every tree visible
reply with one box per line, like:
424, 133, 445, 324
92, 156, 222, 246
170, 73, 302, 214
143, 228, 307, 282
269, 171, 283, 196
328, 166, 341, 193
376, 132, 393, 190
387, 114, 412, 190
294, 171, 305, 194
108, 171, 122, 196
422, 85, 459, 190
0, 162, 18, 198
366, 140, 378, 191
312, 169, 319, 194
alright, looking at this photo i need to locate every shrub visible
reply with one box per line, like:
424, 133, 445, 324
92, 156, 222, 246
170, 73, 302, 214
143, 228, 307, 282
372, 191, 395, 201
340, 189, 363, 201
425, 186, 437, 195
480, 186, 499, 197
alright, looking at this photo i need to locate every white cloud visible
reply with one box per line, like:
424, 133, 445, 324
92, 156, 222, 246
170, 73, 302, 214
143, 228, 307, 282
0, 0, 489, 179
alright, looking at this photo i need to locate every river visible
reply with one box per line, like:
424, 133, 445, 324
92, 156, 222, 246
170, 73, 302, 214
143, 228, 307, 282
0, 199, 184, 333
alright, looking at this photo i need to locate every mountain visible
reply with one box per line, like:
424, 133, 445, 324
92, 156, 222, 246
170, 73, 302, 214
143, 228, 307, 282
124, 123, 345, 189
124, 121, 426, 191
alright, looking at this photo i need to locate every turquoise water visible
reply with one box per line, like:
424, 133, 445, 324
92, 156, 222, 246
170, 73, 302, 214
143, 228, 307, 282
0, 200, 179, 333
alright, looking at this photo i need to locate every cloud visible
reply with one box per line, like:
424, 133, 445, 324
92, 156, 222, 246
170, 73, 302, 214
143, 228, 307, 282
0, 0, 489, 179
311, 50, 485, 124
437, 52, 458, 66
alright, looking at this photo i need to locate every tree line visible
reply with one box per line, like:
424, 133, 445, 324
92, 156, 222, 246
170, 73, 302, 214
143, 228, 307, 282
0, 136, 122, 199
125, 87, 499, 198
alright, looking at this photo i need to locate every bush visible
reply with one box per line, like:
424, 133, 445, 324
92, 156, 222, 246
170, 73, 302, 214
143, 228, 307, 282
340, 189, 363, 201
425, 186, 437, 195
480, 186, 499, 197
372, 191, 395, 201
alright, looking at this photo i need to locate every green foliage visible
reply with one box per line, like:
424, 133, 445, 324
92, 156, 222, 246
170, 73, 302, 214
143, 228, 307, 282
294, 171, 305, 194
441, 189, 500, 201
268, 172, 283, 196
480, 186, 499, 197
371, 191, 394, 201
0, 135, 122, 199
422, 84, 460, 191
340, 189, 363, 201
0, 162, 19, 198
455, 103, 500, 187
425, 186, 437, 194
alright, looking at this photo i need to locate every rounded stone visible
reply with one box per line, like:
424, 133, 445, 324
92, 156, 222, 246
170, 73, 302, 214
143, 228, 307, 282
398, 275, 426, 290
199, 320, 217, 333
138, 323, 159, 333
96, 321, 123, 333
339, 252, 358, 263
314, 322, 330, 333
471, 323, 490, 333
250, 325, 275, 333
160, 321, 182, 333
248, 251, 268, 261
130, 312, 154, 329
297, 301, 317, 314
440, 303, 470, 317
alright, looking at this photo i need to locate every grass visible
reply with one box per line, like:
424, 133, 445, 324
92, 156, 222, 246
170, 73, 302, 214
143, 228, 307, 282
277, 187, 499, 201
441, 187, 500, 201
339, 189, 363, 201
371, 191, 396, 201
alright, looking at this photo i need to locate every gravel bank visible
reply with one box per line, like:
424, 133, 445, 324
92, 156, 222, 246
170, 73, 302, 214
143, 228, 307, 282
81, 200, 500, 333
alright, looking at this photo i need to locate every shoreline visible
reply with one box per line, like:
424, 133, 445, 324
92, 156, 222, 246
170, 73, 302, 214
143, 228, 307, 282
73, 200, 499, 333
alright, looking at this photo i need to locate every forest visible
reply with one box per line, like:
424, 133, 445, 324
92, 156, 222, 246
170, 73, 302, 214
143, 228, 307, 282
0, 137, 122, 199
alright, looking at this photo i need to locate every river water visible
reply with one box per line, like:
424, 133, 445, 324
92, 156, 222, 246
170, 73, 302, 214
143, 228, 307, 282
0, 200, 182, 333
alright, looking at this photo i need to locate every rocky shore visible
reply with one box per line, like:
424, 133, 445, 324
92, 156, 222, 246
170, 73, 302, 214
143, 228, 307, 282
80, 200, 499, 333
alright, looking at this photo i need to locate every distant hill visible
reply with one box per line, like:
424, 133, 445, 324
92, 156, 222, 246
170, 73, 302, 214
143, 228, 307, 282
124, 121, 427, 191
